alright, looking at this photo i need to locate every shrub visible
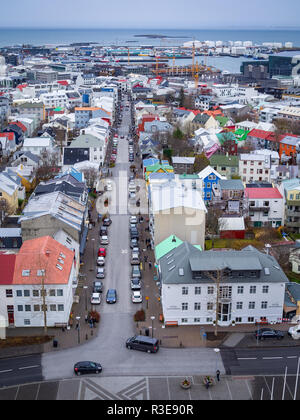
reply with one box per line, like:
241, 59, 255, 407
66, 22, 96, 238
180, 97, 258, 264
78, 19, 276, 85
134, 309, 145, 322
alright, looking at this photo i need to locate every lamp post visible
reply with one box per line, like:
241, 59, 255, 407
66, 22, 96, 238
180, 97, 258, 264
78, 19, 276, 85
83, 286, 88, 311
150, 316, 155, 338
214, 348, 220, 372
76, 316, 81, 344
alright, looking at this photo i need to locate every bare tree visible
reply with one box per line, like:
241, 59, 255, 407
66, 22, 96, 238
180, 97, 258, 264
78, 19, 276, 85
205, 205, 225, 248
34, 150, 60, 183
82, 167, 99, 190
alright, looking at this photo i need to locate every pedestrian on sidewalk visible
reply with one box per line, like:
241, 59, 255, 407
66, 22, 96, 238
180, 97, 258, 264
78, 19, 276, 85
216, 370, 220, 382
85, 314, 89, 324
149, 261, 152, 270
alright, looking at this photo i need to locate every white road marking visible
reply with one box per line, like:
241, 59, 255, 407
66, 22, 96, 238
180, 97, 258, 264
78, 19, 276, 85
262, 357, 283, 360
0, 369, 13, 374
18, 365, 40, 370
237, 357, 257, 360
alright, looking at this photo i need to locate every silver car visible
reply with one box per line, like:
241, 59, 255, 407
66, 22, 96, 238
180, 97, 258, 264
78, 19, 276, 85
96, 267, 105, 279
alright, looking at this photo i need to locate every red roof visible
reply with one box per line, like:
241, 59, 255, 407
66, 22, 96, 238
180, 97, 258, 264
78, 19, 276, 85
245, 188, 283, 199
0, 132, 14, 141
248, 129, 271, 140
266, 132, 299, 143
17, 83, 28, 91
9, 121, 27, 133
0, 254, 16, 285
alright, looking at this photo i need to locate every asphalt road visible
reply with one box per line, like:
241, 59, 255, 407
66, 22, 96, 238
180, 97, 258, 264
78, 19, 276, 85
0, 355, 42, 388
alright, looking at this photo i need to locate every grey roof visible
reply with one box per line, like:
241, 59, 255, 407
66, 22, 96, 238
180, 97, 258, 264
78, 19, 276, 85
160, 243, 289, 285
285, 282, 300, 308
0, 228, 21, 237
219, 179, 244, 191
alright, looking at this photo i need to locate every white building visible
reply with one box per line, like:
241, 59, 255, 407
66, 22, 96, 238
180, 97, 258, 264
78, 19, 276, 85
159, 243, 288, 327
239, 153, 271, 183
245, 187, 284, 228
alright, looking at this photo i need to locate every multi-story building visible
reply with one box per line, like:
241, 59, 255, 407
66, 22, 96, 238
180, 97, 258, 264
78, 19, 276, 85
198, 166, 226, 202
239, 153, 271, 183
245, 187, 284, 228
159, 243, 288, 327
210, 154, 239, 179
75, 107, 103, 129
281, 178, 300, 234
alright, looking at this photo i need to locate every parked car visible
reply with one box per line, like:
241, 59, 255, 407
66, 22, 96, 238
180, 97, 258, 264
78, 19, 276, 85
74, 361, 102, 376
98, 248, 106, 257
106, 289, 117, 304
132, 265, 141, 279
103, 218, 112, 226
132, 246, 139, 254
97, 256, 105, 266
288, 325, 300, 340
99, 226, 108, 236
130, 227, 139, 239
93, 281, 103, 293
100, 235, 109, 245
132, 291, 143, 303
126, 336, 159, 353
131, 278, 141, 290
254, 328, 284, 340
130, 238, 139, 249
131, 252, 140, 265
130, 216, 138, 224
129, 192, 136, 200
91, 292, 101, 305
96, 268, 105, 279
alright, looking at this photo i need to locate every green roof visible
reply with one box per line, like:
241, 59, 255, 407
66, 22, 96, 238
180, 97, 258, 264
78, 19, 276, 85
179, 174, 199, 179
209, 154, 239, 167
216, 132, 237, 144
234, 128, 249, 141
146, 163, 173, 172
155, 235, 202, 262
215, 116, 229, 127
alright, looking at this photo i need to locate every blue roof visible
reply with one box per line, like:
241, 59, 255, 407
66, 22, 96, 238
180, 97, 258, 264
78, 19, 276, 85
143, 158, 159, 167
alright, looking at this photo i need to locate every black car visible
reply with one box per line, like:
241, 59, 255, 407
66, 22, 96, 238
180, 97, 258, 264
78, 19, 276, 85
103, 218, 112, 226
130, 228, 139, 239
93, 281, 103, 292
99, 226, 108, 235
106, 289, 117, 304
130, 238, 139, 248
254, 328, 285, 340
126, 336, 159, 353
74, 361, 102, 376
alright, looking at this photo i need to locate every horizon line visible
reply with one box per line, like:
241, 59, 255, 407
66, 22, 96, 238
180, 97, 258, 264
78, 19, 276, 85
0, 26, 300, 31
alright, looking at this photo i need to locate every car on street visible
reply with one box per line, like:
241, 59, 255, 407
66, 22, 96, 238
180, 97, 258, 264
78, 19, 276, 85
129, 156, 134, 162
97, 256, 105, 266
74, 361, 102, 376
131, 252, 140, 265
131, 278, 141, 290
129, 174, 135, 182
100, 235, 109, 245
99, 226, 108, 236
132, 265, 141, 278
96, 268, 105, 279
254, 328, 285, 340
129, 140, 134, 145
132, 290, 142, 303
103, 218, 112, 226
129, 192, 136, 200
93, 280, 103, 292
121, 135, 124, 139
130, 228, 139, 239
126, 336, 159, 353
106, 289, 117, 304
130, 238, 139, 248
130, 216, 138, 224
91, 292, 101, 305
98, 247, 106, 257
132, 246, 139, 254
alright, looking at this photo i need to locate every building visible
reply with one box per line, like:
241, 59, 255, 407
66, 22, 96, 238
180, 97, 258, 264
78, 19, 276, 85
0, 236, 76, 328
171, 157, 195, 174
281, 179, 300, 234
159, 243, 288, 326
245, 187, 284, 228
75, 107, 103, 129
198, 166, 226, 202
219, 217, 245, 239
210, 154, 239, 179
63, 133, 106, 168
148, 180, 206, 250
239, 153, 271, 183
213, 179, 245, 215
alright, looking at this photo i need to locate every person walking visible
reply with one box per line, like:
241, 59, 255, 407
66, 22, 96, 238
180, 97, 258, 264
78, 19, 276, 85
216, 370, 220, 382
149, 261, 152, 270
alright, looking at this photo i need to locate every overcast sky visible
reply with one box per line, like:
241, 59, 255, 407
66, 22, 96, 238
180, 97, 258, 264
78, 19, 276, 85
1, 0, 300, 29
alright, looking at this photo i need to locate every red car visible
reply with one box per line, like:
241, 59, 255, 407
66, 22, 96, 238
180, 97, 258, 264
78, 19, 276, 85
98, 248, 106, 257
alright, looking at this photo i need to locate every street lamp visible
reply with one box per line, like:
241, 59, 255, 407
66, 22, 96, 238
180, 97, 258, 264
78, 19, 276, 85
214, 348, 220, 372
83, 286, 88, 311
76, 316, 81, 344
150, 316, 155, 338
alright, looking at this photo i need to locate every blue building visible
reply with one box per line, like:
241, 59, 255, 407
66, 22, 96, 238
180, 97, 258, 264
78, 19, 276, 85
198, 165, 226, 202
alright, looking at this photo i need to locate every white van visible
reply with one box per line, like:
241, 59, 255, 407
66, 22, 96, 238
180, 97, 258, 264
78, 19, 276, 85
128, 182, 136, 193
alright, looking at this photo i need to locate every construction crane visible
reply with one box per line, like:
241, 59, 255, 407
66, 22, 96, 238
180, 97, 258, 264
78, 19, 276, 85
194, 60, 199, 89
192, 42, 195, 77
127, 47, 130, 65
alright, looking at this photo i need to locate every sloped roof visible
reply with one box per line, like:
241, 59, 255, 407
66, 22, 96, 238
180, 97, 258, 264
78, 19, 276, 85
0, 254, 16, 285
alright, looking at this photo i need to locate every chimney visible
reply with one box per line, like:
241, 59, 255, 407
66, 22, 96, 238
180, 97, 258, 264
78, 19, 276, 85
172, 235, 177, 243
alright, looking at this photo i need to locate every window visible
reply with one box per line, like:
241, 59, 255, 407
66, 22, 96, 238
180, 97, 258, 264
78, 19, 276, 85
250, 286, 256, 294
262, 285, 269, 294
24, 290, 30, 297
194, 302, 201, 311
235, 317, 242, 323
237, 286, 244, 294
207, 302, 214, 311
6, 289, 13, 297
33, 290, 39, 297
182, 287, 188, 295
195, 286, 201, 295
194, 318, 201, 323
249, 302, 255, 309
34, 305, 40, 312
58, 304, 64, 311
57, 290, 63, 297
248, 317, 254, 323
17, 305, 23, 312
182, 303, 188, 311
208, 286, 214, 295
49, 290, 56, 297
261, 301, 268, 309
25, 305, 31, 312
16, 290, 22, 297
236, 302, 243, 310
181, 318, 188, 323
24, 319, 31, 326
206, 317, 213, 323
50, 304, 56, 312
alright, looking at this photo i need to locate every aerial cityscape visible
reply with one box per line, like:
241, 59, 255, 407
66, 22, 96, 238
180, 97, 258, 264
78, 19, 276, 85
1, 0, 300, 404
